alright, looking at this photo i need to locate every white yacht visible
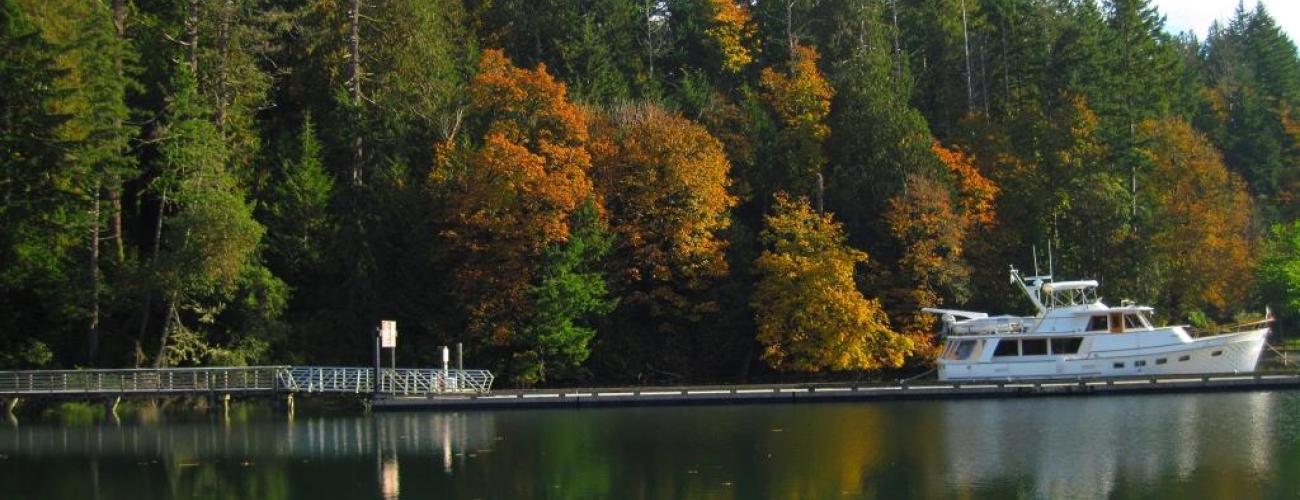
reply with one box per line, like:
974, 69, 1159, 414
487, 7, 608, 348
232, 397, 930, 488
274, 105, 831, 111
926, 268, 1270, 381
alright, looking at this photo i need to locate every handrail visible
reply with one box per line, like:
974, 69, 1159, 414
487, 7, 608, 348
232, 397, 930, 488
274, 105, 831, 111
1186, 317, 1273, 338
0, 366, 495, 397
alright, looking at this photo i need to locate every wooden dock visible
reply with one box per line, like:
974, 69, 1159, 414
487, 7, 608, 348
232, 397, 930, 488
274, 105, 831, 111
372, 372, 1300, 411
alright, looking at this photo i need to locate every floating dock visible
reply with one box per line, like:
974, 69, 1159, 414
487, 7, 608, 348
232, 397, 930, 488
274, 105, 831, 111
373, 372, 1300, 411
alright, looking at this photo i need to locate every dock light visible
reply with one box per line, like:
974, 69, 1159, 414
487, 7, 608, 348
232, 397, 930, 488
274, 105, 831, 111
442, 346, 450, 373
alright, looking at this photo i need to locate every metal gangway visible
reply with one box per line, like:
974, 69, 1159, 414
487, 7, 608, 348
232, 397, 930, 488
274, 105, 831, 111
0, 366, 494, 399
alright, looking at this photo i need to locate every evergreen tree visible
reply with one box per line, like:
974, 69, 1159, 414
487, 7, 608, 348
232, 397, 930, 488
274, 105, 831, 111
69, 1, 137, 364
266, 114, 334, 277
1258, 220, 1300, 331
514, 201, 615, 385
820, 0, 940, 252
0, 0, 72, 367
148, 66, 264, 367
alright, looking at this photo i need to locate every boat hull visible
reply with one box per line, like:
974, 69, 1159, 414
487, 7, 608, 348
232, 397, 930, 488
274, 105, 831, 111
938, 328, 1268, 381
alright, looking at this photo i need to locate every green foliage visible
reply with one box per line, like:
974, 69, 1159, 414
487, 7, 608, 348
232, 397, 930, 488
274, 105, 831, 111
513, 201, 616, 385
1258, 220, 1300, 327
0, 338, 53, 369
155, 66, 262, 298
266, 115, 335, 274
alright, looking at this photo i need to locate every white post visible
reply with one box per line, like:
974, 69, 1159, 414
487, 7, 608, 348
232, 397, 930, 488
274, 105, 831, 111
441, 346, 451, 393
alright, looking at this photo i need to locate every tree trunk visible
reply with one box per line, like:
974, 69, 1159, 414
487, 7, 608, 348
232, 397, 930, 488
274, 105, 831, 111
109, 190, 124, 262
153, 296, 178, 368
134, 188, 167, 368
960, 0, 973, 113
785, 0, 796, 53
186, 0, 199, 71
110, 0, 127, 263
215, 0, 232, 130
112, 0, 126, 35
87, 182, 102, 365
349, 0, 363, 186
644, 0, 655, 77
891, 0, 902, 88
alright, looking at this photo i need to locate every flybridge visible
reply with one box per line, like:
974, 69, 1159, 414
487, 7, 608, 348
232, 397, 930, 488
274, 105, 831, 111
1009, 267, 1102, 313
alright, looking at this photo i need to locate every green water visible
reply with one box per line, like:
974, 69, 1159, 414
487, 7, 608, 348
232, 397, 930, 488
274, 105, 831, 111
2, 391, 1299, 499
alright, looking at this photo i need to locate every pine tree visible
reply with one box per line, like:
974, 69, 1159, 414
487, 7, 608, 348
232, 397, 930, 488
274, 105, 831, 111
1258, 220, 1300, 330
0, 0, 72, 367
514, 201, 615, 384
266, 114, 334, 277
69, 1, 137, 364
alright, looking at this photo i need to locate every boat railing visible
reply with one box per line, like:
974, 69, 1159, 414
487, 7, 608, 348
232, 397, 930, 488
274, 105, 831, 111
947, 317, 1029, 336
1185, 317, 1274, 338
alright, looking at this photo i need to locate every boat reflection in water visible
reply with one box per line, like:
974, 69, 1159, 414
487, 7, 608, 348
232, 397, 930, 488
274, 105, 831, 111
940, 392, 1276, 498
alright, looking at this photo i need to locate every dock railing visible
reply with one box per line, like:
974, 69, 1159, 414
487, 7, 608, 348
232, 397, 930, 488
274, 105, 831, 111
0, 366, 494, 398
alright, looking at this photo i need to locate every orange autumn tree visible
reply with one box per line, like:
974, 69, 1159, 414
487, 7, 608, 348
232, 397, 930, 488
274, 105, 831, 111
433, 49, 595, 346
884, 141, 998, 344
753, 194, 912, 372
1138, 117, 1253, 318
590, 103, 736, 313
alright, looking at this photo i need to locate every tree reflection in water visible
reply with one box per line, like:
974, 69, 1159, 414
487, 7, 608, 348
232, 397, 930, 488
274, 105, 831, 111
0, 392, 1297, 499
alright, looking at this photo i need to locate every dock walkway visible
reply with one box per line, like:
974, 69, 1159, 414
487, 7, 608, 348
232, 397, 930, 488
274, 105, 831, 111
373, 372, 1300, 411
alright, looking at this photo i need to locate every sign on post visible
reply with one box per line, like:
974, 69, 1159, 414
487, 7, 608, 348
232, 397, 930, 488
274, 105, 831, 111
380, 320, 398, 348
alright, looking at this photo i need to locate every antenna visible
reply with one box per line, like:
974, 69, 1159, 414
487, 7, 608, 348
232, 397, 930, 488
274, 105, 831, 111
1047, 239, 1054, 277
1032, 245, 1040, 276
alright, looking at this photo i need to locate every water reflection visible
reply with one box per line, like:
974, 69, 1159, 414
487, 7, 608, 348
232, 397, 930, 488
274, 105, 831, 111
0, 412, 494, 460
938, 391, 1281, 499
0, 392, 1296, 499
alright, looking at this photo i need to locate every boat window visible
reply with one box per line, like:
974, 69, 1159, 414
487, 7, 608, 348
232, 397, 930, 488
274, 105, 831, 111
1087, 316, 1109, 332
1178, 355, 1190, 362
1050, 337, 1083, 355
1156, 358, 1167, 365
1113, 362, 1125, 369
1021, 338, 1048, 356
993, 340, 1019, 357
949, 340, 978, 361
1212, 350, 1223, 357
1135, 360, 1146, 367
1123, 314, 1143, 330
1109, 313, 1124, 333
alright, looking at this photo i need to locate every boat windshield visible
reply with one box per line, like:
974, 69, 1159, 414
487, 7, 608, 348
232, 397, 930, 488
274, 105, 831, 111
1045, 285, 1097, 308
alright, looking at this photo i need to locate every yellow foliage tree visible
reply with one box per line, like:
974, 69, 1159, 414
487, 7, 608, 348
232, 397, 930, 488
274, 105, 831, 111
752, 194, 913, 372
590, 104, 736, 303
434, 49, 595, 344
760, 44, 833, 141
758, 43, 834, 198
705, 0, 756, 73
1138, 117, 1253, 317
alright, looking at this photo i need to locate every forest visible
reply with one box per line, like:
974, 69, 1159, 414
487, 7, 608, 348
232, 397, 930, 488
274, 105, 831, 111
2, 0, 1298, 385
